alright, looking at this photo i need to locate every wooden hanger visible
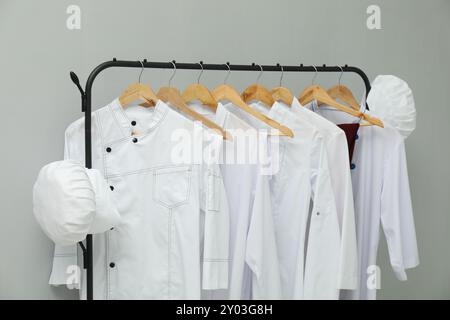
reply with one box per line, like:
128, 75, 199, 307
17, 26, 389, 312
299, 67, 383, 128
212, 64, 294, 137
271, 65, 294, 106
327, 85, 360, 111
119, 62, 159, 107
241, 64, 275, 107
120, 83, 159, 107
300, 84, 383, 127
157, 62, 231, 140
182, 62, 217, 111
320, 67, 360, 110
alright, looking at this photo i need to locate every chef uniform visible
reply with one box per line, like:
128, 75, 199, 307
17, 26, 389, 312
39, 99, 230, 299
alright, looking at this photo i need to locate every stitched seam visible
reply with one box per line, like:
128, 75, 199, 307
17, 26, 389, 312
106, 230, 110, 299
167, 209, 172, 299
117, 102, 134, 135
106, 106, 169, 146
98, 113, 112, 300
95, 114, 108, 178
109, 103, 128, 139
152, 168, 192, 209
108, 164, 195, 179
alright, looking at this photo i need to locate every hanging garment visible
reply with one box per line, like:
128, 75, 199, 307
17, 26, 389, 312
304, 100, 419, 300
222, 101, 341, 299
188, 101, 282, 300
367, 75, 416, 139
289, 98, 358, 290
47, 99, 230, 299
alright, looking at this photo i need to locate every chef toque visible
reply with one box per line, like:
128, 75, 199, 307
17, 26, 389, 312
367, 75, 416, 139
33, 160, 121, 246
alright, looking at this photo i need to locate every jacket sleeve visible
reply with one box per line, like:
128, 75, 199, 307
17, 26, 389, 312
201, 136, 230, 290
48, 117, 117, 286
303, 133, 341, 299
245, 170, 282, 300
329, 132, 358, 290
48, 119, 84, 286
381, 136, 419, 281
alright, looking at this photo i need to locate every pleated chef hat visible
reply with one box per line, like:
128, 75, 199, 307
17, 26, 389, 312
33, 160, 121, 246
367, 75, 416, 139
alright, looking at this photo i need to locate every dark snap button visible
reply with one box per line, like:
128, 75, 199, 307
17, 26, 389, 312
131, 121, 137, 126
109, 262, 115, 268
350, 163, 356, 170
110, 227, 114, 231
316, 212, 320, 216
355, 134, 359, 140
110, 186, 114, 191
106, 147, 112, 153
132, 138, 138, 143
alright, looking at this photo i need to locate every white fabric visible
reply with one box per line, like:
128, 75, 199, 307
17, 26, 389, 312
190, 101, 282, 300
224, 101, 342, 299
47, 99, 230, 299
367, 75, 416, 139
33, 160, 121, 246
305, 101, 419, 300
290, 98, 358, 290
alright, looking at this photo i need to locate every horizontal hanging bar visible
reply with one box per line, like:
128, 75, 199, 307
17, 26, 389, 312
84, 59, 371, 98
104, 59, 360, 72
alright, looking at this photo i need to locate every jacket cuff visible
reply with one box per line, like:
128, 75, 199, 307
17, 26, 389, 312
392, 266, 407, 281
392, 259, 419, 282
49, 255, 79, 288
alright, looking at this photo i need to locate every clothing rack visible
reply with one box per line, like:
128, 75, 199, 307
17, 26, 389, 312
69, 59, 372, 300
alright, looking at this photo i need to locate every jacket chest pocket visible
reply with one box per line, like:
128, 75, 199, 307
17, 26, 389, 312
153, 166, 192, 209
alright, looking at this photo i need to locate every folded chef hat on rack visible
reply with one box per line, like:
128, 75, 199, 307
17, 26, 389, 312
367, 75, 416, 139
33, 160, 121, 246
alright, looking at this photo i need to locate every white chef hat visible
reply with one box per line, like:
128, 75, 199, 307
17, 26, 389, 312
367, 75, 416, 139
33, 160, 121, 246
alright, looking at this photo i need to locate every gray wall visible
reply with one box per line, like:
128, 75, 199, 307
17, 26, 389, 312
0, 0, 448, 299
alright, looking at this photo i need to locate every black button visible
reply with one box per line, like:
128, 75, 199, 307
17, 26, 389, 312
110, 227, 114, 231
109, 262, 115, 268
355, 134, 359, 140
106, 147, 112, 153
110, 186, 114, 191
350, 163, 356, 170
316, 212, 320, 216
132, 138, 138, 143
131, 121, 137, 126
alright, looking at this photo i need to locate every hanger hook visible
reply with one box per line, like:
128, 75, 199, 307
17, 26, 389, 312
168, 60, 176, 87
338, 66, 344, 86
224, 62, 231, 84
256, 64, 264, 83
279, 64, 284, 87
311, 65, 318, 85
197, 62, 204, 84
138, 60, 145, 83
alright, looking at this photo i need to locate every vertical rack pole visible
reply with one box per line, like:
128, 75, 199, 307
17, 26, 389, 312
84, 74, 94, 301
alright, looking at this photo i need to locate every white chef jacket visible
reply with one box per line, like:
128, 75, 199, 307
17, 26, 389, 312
305, 100, 419, 300
48, 98, 230, 299
222, 101, 342, 299
290, 98, 358, 290
188, 102, 282, 299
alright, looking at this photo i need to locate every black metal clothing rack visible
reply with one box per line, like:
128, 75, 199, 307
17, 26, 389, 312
70, 59, 372, 300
